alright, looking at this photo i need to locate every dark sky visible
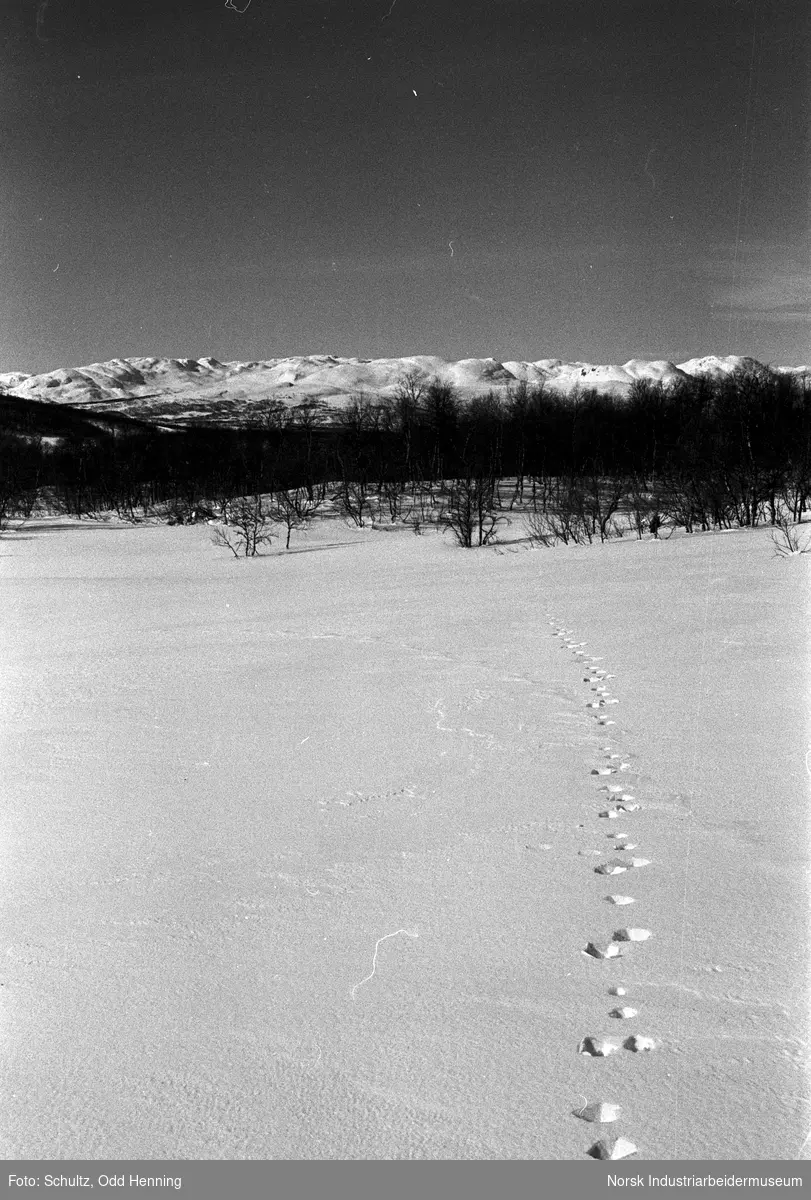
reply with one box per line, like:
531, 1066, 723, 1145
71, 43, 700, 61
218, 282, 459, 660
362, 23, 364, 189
2, 0, 809, 373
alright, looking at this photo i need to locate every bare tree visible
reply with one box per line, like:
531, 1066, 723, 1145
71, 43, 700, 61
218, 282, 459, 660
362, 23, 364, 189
211, 494, 274, 557
332, 478, 373, 527
439, 476, 504, 547
547, 507, 590, 545
394, 369, 426, 409
269, 486, 324, 548
289, 398, 327, 500
335, 393, 382, 436
771, 515, 811, 557
255, 399, 292, 431
523, 508, 558, 547
577, 474, 627, 542
547, 485, 593, 544
407, 484, 435, 534
380, 478, 412, 524
0, 436, 38, 532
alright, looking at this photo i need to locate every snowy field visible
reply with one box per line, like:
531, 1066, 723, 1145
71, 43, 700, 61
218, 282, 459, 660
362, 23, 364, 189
1, 515, 809, 1160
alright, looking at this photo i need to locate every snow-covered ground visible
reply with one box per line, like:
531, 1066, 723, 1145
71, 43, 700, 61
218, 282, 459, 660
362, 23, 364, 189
1, 516, 808, 1159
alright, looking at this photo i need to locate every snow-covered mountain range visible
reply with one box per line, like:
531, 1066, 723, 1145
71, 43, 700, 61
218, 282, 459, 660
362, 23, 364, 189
1, 353, 806, 426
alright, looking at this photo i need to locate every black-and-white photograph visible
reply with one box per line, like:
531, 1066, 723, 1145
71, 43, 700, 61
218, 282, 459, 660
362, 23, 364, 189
1, 0, 809, 1176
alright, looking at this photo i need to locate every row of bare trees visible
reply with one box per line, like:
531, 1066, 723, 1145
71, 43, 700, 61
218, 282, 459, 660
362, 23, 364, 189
2, 365, 809, 548
208, 475, 504, 556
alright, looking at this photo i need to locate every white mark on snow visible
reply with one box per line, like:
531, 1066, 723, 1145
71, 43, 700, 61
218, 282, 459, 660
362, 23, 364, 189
412, 89, 418, 97
52, 264, 59, 272
294, 1043, 323, 1071
36, 0, 51, 41
381, 0, 398, 19
448, 240, 455, 257
351, 928, 419, 1000
300, 736, 310, 744
225, 0, 252, 12
433, 698, 492, 744
644, 146, 657, 191
434, 698, 454, 732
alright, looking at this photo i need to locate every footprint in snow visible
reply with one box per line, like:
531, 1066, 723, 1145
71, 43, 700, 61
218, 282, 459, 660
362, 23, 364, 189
583, 941, 623, 959
574, 1101, 621, 1123
578, 1036, 621, 1057
624, 1035, 656, 1052
588, 1137, 638, 1160
594, 858, 638, 874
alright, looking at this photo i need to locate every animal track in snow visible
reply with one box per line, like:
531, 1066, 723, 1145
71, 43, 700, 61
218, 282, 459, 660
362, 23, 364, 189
588, 1137, 638, 1160
318, 784, 422, 812
579, 1036, 621, 1057
569, 628, 655, 1159
583, 941, 622, 959
575, 1101, 621, 1123
595, 860, 630, 875
623, 1035, 656, 1052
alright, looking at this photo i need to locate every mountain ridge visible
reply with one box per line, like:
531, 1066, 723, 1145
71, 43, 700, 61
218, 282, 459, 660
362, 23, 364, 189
1, 353, 806, 426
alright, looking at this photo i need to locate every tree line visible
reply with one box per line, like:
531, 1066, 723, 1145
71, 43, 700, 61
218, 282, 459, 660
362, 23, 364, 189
1, 365, 809, 545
